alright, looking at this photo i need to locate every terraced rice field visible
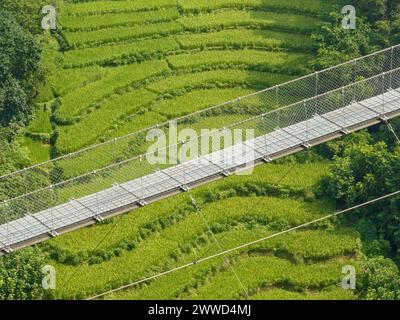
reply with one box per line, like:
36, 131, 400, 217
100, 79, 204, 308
30, 0, 338, 156
44, 162, 361, 299
30, 0, 359, 300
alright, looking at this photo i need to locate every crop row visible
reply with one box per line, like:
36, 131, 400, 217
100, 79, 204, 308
62, 0, 178, 16
57, 51, 310, 150
64, 37, 311, 74
62, 0, 334, 18
167, 49, 313, 75
146, 69, 296, 94
56, 88, 156, 153
48, 87, 253, 178
153, 87, 254, 118
75, 218, 355, 299
54, 93, 325, 179
62, 37, 180, 68
40, 160, 330, 262
106, 226, 358, 300
175, 29, 316, 52
251, 287, 355, 300
58, 74, 303, 154
55, 86, 252, 153
51, 65, 109, 97
60, 8, 180, 31
106, 113, 248, 145
64, 21, 184, 48
185, 255, 358, 299
178, 10, 322, 34
178, 0, 335, 16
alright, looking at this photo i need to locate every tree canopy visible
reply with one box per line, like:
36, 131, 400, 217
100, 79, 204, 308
357, 256, 400, 300
0, 9, 41, 126
320, 131, 400, 263
0, 248, 49, 300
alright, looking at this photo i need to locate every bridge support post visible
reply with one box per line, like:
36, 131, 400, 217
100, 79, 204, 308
382, 73, 386, 115
1, 201, 13, 254
390, 47, 394, 89
50, 185, 57, 236
304, 101, 311, 148
341, 87, 347, 131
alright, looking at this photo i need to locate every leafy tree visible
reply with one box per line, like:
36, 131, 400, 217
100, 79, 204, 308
0, 79, 29, 125
352, 0, 399, 46
354, 0, 388, 21
320, 136, 400, 257
0, 9, 41, 126
313, 13, 374, 69
313, 0, 399, 70
357, 257, 400, 300
0, 248, 49, 300
0, 128, 30, 177
0, 0, 48, 35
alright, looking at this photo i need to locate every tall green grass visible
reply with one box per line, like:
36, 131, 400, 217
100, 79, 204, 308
147, 69, 296, 93
251, 287, 355, 300
19, 137, 51, 164
27, 107, 53, 134
55, 60, 169, 123
153, 87, 254, 117
51, 66, 109, 96
186, 255, 358, 299
56, 88, 156, 152
107, 228, 359, 300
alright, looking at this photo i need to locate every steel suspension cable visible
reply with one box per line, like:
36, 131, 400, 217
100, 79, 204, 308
387, 122, 400, 144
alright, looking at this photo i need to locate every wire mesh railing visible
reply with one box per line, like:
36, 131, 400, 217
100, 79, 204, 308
0, 44, 399, 203
1, 65, 400, 226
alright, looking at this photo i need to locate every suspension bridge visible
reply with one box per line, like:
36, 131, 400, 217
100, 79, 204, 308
1, 45, 400, 254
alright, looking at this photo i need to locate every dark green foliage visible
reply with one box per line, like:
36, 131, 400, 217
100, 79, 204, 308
373, 119, 400, 150
0, 0, 48, 36
320, 133, 400, 258
312, 0, 399, 69
357, 257, 400, 300
0, 79, 29, 125
313, 13, 374, 69
353, 0, 399, 46
0, 4, 51, 299
354, 0, 388, 22
355, 219, 391, 257
0, 9, 42, 126
0, 248, 49, 300
0, 130, 30, 175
